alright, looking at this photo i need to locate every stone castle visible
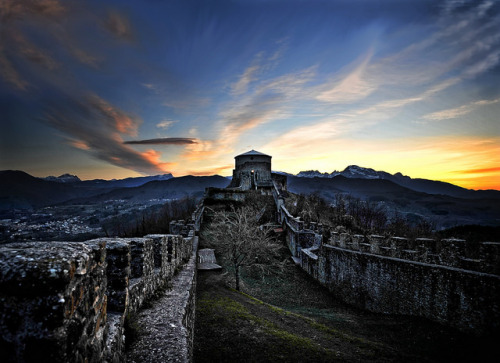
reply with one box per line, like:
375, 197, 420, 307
227, 150, 273, 191
1, 150, 499, 361
205, 149, 287, 202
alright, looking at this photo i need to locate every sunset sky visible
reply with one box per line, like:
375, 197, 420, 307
0, 0, 499, 190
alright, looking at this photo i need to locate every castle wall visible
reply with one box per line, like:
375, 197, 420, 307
304, 243, 500, 334
229, 154, 272, 190
0, 206, 204, 362
235, 155, 271, 171
272, 181, 500, 335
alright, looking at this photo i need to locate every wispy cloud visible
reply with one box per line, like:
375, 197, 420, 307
13, 32, 59, 71
423, 98, 500, 121
316, 50, 375, 104
231, 65, 260, 95
156, 120, 177, 130
457, 166, 500, 175
124, 138, 197, 145
338, 0, 500, 119
105, 10, 135, 42
0, 53, 29, 90
0, 0, 102, 89
218, 65, 316, 149
0, 0, 66, 20
88, 94, 140, 136
188, 164, 233, 176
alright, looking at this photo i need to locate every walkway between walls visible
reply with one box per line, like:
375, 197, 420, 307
127, 236, 199, 363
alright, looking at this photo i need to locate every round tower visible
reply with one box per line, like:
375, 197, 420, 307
229, 150, 272, 190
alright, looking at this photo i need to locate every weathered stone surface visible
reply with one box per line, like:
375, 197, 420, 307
305, 244, 500, 335
127, 237, 198, 363
197, 248, 222, 270
0, 230, 200, 363
273, 181, 500, 335
0, 240, 107, 362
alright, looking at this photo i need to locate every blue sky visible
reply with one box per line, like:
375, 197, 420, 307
0, 0, 499, 189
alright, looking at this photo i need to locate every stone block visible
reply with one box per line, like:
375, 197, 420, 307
438, 239, 466, 267
0, 241, 107, 362
339, 233, 350, 248
369, 235, 384, 254
351, 235, 363, 251
480, 242, 500, 275
390, 237, 408, 258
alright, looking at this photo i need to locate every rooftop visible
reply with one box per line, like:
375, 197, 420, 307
235, 149, 271, 158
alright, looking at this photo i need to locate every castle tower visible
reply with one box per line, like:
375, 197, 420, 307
228, 149, 273, 190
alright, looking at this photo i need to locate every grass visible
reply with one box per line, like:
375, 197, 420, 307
195, 289, 341, 362
194, 256, 499, 362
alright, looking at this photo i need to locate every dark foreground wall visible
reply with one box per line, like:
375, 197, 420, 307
0, 205, 204, 363
0, 233, 198, 362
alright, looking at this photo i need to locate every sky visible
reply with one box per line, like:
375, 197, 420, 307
0, 0, 499, 190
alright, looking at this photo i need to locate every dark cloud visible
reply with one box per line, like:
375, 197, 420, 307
0, 1, 171, 175
0, 0, 66, 21
124, 138, 197, 145
42, 93, 173, 174
0, 53, 28, 90
13, 33, 59, 71
105, 10, 135, 41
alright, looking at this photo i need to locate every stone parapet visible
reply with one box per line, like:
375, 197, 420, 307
0, 241, 107, 362
326, 232, 497, 274
277, 197, 500, 335
0, 232, 198, 362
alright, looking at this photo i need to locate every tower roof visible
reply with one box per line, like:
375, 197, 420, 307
235, 149, 271, 158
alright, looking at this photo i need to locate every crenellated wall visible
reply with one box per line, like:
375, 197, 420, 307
0, 204, 204, 363
272, 181, 500, 335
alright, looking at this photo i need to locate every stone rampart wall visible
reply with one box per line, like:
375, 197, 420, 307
204, 187, 247, 203
0, 228, 199, 362
301, 244, 500, 335
272, 181, 500, 335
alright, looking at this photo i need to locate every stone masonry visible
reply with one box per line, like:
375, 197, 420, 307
0, 204, 204, 362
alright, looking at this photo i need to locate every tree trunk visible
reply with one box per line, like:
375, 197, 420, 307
235, 265, 240, 291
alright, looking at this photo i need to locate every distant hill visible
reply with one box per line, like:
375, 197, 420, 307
69, 175, 230, 204
0, 170, 98, 210
287, 175, 500, 229
1, 168, 499, 228
294, 165, 500, 199
0, 170, 228, 210
77, 173, 174, 189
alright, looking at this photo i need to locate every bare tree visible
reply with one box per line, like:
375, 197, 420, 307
204, 206, 283, 291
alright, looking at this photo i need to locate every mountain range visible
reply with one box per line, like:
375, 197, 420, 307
1, 166, 499, 228
292, 165, 497, 199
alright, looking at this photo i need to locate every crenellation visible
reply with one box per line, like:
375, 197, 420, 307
390, 237, 408, 258
438, 238, 467, 267
276, 196, 500, 335
480, 242, 500, 275
351, 234, 363, 251
0, 230, 199, 362
0, 240, 108, 362
369, 235, 384, 254
144, 234, 167, 270
339, 232, 350, 249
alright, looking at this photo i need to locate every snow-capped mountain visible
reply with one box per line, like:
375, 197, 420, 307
340, 165, 381, 179
43, 173, 81, 183
296, 165, 384, 180
296, 170, 335, 178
